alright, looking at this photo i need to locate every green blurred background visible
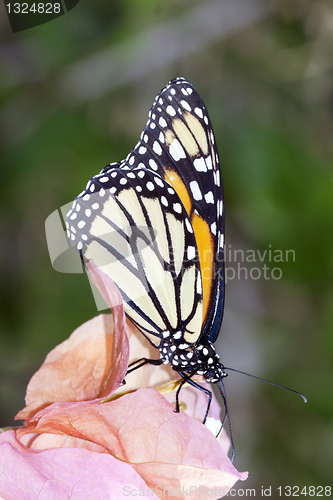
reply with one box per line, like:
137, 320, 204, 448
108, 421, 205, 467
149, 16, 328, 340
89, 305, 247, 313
0, 0, 332, 496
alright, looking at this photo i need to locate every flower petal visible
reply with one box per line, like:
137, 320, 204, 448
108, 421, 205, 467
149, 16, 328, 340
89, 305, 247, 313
86, 261, 130, 396
16, 309, 129, 421
0, 430, 158, 499
134, 462, 245, 499
17, 389, 247, 497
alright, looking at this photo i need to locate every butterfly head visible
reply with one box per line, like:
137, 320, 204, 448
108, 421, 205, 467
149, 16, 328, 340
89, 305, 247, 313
194, 341, 227, 383
159, 330, 226, 383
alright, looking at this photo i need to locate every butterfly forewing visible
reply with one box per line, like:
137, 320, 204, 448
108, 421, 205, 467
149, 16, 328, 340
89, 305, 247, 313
66, 77, 224, 348
123, 77, 224, 341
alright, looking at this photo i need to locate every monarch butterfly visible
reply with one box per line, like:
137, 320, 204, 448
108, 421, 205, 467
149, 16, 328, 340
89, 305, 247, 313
66, 76, 227, 416
65, 78, 304, 452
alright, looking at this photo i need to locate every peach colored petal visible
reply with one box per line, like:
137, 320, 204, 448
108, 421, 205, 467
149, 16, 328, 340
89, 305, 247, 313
123, 327, 225, 430
134, 462, 245, 499
87, 260, 131, 395
16, 313, 129, 421
17, 389, 247, 498
19, 432, 107, 453
0, 430, 158, 500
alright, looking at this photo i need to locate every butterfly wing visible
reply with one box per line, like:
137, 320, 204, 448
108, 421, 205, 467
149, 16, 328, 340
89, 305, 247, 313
66, 163, 203, 347
116, 77, 225, 342
66, 77, 224, 346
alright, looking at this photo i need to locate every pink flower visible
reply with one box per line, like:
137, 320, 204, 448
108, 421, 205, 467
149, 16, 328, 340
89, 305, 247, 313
0, 264, 248, 499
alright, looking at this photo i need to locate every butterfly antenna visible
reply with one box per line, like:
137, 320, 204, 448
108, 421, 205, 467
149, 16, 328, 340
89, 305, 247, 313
224, 367, 307, 403
217, 379, 236, 463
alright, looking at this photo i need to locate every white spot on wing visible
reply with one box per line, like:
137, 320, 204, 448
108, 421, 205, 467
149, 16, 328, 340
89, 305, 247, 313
187, 246, 195, 260
153, 141, 162, 156
193, 157, 207, 172
173, 203, 182, 214
159, 117, 167, 127
189, 181, 202, 201
154, 176, 164, 187
169, 138, 186, 161
166, 105, 176, 116
149, 159, 158, 171
219, 199, 224, 216
180, 100, 191, 111
185, 218, 193, 233
204, 191, 214, 204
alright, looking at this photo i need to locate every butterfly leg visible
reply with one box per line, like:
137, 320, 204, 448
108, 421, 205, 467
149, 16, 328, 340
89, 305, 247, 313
176, 373, 212, 424
126, 357, 162, 375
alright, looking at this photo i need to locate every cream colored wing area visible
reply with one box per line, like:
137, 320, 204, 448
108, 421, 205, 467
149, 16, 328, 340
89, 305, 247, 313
82, 178, 201, 342
85, 240, 166, 332
116, 189, 148, 228
123, 306, 162, 345
141, 197, 170, 264
88, 215, 137, 268
181, 266, 203, 343
183, 112, 208, 155
165, 213, 185, 276
141, 247, 178, 330
97, 194, 131, 237
167, 117, 200, 156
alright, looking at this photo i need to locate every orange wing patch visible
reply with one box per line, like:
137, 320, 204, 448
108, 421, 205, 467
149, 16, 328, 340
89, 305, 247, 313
191, 212, 214, 323
163, 167, 214, 324
164, 168, 192, 215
